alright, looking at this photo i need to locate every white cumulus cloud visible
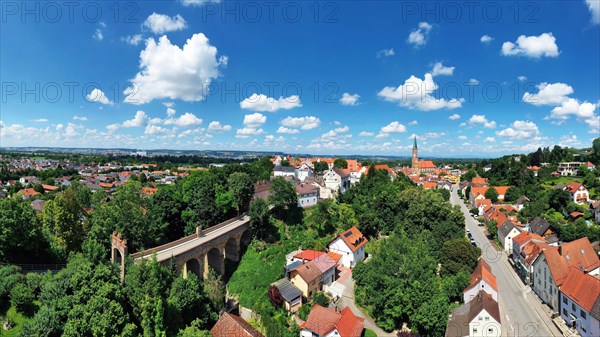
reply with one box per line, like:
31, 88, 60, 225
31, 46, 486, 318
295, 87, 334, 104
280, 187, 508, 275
377, 48, 395, 57
378, 73, 463, 111
431, 62, 455, 76
86, 88, 114, 105
523, 82, 573, 106
122, 34, 142, 46
240, 94, 302, 112
124, 33, 227, 104
586, 0, 600, 24
164, 112, 203, 127
501, 33, 559, 58
243, 113, 267, 128
207, 121, 231, 132
73, 116, 88, 121
280, 116, 320, 130
123, 111, 148, 128
496, 120, 540, 139
480, 35, 493, 43
407, 22, 433, 48
143, 13, 187, 34
339, 93, 360, 106
276, 126, 300, 134
468, 114, 496, 129
181, 0, 221, 6
359, 131, 374, 137
449, 114, 461, 120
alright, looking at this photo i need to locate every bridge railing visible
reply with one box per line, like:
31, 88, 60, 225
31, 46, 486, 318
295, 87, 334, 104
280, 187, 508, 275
131, 212, 249, 259
1, 262, 67, 273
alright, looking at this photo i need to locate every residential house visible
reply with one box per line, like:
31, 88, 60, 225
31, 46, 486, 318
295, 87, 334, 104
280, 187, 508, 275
515, 195, 530, 211
557, 162, 583, 176
584, 161, 596, 171
497, 219, 522, 254
300, 305, 364, 337
295, 162, 313, 182
42, 184, 59, 193
271, 278, 303, 313
211, 312, 264, 337
294, 183, 319, 208
19, 176, 39, 185
532, 237, 600, 313
532, 247, 567, 312
463, 259, 498, 303
472, 177, 488, 187
446, 291, 502, 337
290, 260, 322, 299
30, 199, 46, 213
323, 168, 350, 195
591, 201, 600, 223
141, 187, 158, 196
18, 188, 39, 199
527, 217, 559, 245
512, 232, 548, 285
328, 226, 368, 268
292, 250, 338, 288
422, 181, 437, 190
273, 165, 296, 178
476, 199, 492, 216
559, 267, 600, 337
564, 182, 590, 205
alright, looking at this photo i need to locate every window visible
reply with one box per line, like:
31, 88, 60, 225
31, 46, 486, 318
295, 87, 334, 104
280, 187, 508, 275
580, 310, 586, 319
479, 317, 483, 321
485, 316, 489, 321
563, 309, 568, 316
563, 296, 567, 304
572, 303, 576, 311
488, 328, 494, 334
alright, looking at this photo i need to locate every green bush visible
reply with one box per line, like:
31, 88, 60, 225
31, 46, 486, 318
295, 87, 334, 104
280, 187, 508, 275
298, 304, 312, 321
10, 283, 35, 314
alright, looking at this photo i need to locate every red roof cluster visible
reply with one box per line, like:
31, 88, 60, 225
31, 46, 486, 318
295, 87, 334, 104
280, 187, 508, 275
300, 305, 364, 337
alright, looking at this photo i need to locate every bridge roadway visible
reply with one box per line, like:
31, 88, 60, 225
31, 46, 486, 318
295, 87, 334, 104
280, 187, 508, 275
132, 214, 251, 263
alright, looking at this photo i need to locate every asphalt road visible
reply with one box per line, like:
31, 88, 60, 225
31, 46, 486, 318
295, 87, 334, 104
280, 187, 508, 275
450, 187, 562, 337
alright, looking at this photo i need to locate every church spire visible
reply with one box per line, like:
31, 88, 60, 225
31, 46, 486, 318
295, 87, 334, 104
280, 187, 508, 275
413, 136, 417, 150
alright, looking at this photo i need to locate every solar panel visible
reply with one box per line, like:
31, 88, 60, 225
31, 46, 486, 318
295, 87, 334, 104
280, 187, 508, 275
343, 231, 352, 238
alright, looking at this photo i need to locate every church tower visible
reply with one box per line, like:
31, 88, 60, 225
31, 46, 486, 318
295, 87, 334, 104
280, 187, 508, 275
412, 136, 419, 174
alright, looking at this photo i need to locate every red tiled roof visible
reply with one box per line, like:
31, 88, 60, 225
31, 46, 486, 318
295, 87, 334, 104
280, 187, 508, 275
18, 188, 39, 197
560, 266, 600, 314
418, 160, 436, 169
294, 183, 318, 195
141, 187, 158, 195
466, 259, 498, 292
476, 199, 492, 207
294, 250, 325, 261
422, 181, 437, 189
211, 312, 265, 337
327, 252, 343, 263
560, 237, 600, 272
42, 184, 58, 191
565, 182, 583, 194
337, 226, 368, 253
472, 177, 488, 185
542, 247, 569, 286
300, 305, 364, 337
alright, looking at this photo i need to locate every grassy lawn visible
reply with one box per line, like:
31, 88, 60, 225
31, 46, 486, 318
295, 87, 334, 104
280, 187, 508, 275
540, 176, 583, 189
364, 328, 378, 337
1, 305, 31, 337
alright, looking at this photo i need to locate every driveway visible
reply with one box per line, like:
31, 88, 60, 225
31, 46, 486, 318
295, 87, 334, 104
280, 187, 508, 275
336, 269, 396, 337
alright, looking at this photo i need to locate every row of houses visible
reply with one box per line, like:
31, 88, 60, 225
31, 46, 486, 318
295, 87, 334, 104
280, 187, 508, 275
446, 259, 501, 337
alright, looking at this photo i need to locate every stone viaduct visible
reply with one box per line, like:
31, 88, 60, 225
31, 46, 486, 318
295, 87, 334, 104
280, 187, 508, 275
111, 214, 252, 280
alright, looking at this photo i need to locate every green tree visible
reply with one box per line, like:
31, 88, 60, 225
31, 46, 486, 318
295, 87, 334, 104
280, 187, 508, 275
503, 187, 521, 203
228, 172, 255, 214
439, 238, 481, 275
487, 220, 498, 240
333, 158, 348, 169
167, 274, 216, 332
591, 138, 600, 164
10, 282, 36, 314
0, 198, 44, 261
268, 178, 298, 212
147, 186, 186, 242
312, 161, 329, 173
42, 185, 90, 254
485, 187, 499, 203
203, 269, 225, 313
248, 198, 271, 240
34, 183, 44, 193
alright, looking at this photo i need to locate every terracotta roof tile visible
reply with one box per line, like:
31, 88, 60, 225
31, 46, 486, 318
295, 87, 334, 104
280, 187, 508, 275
560, 266, 600, 319
560, 237, 600, 272
211, 312, 264, 337
337, 226, 368, 253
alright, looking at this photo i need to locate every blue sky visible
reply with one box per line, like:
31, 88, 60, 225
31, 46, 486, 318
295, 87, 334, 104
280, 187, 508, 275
1, 0, 599, 157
